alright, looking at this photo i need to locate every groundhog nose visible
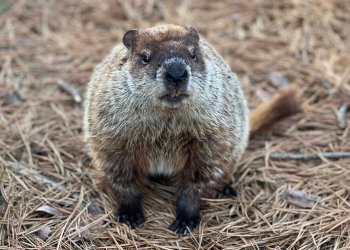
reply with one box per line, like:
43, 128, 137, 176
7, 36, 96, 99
165, 63, 188, 83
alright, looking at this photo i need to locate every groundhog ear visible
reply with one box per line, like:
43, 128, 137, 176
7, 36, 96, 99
188, 27, 199, 43
123, 29, 138, 50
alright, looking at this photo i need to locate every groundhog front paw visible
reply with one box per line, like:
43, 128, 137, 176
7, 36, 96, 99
215, 184, 237, 199
115, 203, 145, 229
169, 213, 201, 234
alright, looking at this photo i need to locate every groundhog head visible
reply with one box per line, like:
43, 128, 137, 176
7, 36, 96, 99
122, 24, 206, 109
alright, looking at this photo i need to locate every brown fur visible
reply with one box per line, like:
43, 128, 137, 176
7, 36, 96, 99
249, 85, 303, 136
84, 24, 301, 233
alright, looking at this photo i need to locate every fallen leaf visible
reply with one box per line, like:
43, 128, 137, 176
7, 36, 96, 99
58, 79, 82, 103
269, 71, 289, 89
36, 205, 64, 216
9, 90, 24, 105
37, 225, 51, 240
337, 103, 349, 129
68, 214, 107, 242
256, 88, 272, 101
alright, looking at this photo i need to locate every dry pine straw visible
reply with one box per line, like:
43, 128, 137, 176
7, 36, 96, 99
0, 0, 350, 249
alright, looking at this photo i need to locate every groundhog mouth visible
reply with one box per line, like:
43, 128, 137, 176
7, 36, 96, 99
160, 93, 190, 104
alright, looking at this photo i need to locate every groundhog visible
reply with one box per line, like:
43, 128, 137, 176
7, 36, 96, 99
84, 24, 301, 234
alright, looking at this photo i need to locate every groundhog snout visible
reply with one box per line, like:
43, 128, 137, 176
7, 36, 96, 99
164, 62, 189, 92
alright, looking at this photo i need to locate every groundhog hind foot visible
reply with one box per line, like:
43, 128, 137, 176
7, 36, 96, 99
115, 200, 145, 229
215, 184, 237, 199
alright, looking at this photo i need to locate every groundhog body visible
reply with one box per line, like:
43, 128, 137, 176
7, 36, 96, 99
84, 24, 249, 234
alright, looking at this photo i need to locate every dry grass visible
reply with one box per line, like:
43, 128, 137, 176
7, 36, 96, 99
1, 0, 350, 249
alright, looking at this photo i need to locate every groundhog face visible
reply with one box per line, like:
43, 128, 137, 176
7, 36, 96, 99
123, 25, 206, 109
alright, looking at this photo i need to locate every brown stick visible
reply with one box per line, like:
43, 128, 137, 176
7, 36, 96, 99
5, 160, 68, 192
270, 152, 350, 161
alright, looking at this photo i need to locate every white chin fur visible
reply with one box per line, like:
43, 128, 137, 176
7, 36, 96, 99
159, 97, 190, 109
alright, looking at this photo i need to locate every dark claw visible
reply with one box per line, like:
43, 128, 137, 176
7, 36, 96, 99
169, 213, 201, 235
215, 184, 237, 199
115, 201, 145, 229
169, 219, 180, 231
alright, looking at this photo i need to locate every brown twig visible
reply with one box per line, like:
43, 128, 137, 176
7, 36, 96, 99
4, 160, 68, 192
270, 152, 350, 161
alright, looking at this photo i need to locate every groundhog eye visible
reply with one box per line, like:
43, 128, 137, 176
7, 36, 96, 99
141, 54, 150, 64
190, 49, 197, 61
